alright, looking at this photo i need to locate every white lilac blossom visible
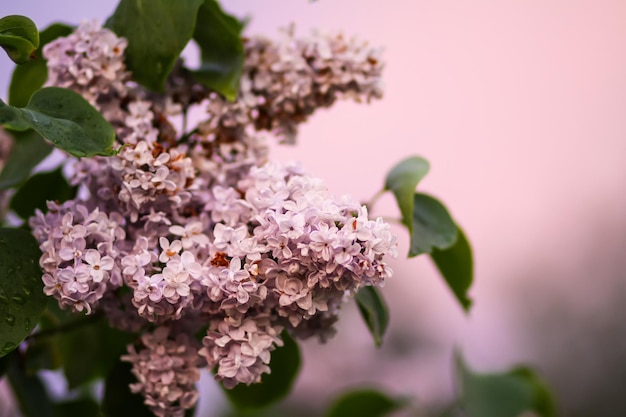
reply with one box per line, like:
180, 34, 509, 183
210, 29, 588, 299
29, 21, 394, 416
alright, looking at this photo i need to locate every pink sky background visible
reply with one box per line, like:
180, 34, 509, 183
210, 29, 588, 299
1, 0, 626, 413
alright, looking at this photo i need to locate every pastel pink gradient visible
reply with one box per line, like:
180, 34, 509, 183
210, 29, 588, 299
1, 0, 625, 411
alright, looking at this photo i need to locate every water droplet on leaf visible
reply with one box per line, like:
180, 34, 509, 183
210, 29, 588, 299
2, 342, 16, 354
5, 314, 15, 326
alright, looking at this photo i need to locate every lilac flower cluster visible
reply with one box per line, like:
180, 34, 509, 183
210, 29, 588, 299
30, 21, 395, 416
199, 25, 384, 144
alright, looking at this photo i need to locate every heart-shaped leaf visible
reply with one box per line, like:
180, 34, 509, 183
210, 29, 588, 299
431, 225, 473, 311
384, 156, 430, 230
0, 129, 52, 190
356, 286, 389, 347
0, 87, 116, 157
325, 389, 407, 417
10, 167, 76, 219
0, 15, 39, 64
409, 192, 458, 257
456, 353, 556, 417
0, 227, 46, 358
105, 0, 204, 92
9, 23, 73, 108
192, 0, 245, 101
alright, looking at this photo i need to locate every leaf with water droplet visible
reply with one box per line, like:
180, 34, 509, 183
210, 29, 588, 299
0, 228, 46, 358
0, 87, 116, 157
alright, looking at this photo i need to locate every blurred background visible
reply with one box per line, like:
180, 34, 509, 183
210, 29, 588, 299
1, 1, 626, 416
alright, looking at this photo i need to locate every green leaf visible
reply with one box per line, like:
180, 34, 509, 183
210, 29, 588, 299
224, 332, 301, 410
409, 192, 458, 257
0, 227, 45, 358
9, 23, 73, 108
0, 350, 11, 377
105, 0, 204, 92
384, 156, 430, 229
7, 358, 55, 417
192, 0, 245, 101
0, 15, 39, 64
510, 367, 557, 417
0, 87, 116, 157
24, 336, 62, 373
456, 354, 556, 417
325, 389, 407, 417
10, 167, 76, 219
355, 286, 389, 347
102, 360, 155, 417
53, 398, 101, 417
0, 129, 52, 189
430, 226, 473, 311
59, 318, 134, 389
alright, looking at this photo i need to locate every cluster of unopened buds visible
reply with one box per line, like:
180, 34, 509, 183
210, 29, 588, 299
29, 20, 396, 417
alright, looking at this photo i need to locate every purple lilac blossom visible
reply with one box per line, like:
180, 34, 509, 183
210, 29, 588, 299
29, 20, 394, 416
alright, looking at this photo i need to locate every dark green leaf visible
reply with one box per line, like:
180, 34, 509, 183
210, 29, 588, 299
325, 389, 407, 417
60, 318, 134, 389
0, 227, 45, 358
192, 0, 244, 101
10, 167, 76, 219
24, 337, 62, 373
430, 226, 473, 311
355, 286, 389, 347
7, 358, 55, 417
457, 354, 556, 417
105, 0, 204, 91
384, 156, 430, 229
510, 367, 557, 417
9, 23, 73, 108
0, 129, 52, 189
0, 87, 116, 157
0, 15, 39, 64
224, 332, 301, 410
102, 360, 155, 417
409, 192, 458, 257
0, 350, 11, 377
53, 398, 101, 417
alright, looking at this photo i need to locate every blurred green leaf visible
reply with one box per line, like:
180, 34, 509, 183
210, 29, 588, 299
457, 354, 556, 417
0, 15, 39, 64
0, 129, 52, 189
0, 350, 11, 377
0, 87, 116, 157
192, 0, 244, 101
53, 398, 101, 417
60, 318, 134, 389
409, 192, 458, 257
355, 286, 389, 347
105, 0, 204, 92
325, 389, 407, 417
24, 336, 62, 373
10, 167, 76, 219
9, 23, 73, 108
430, 226, 473, 311
102, 360, 154, 417
7, 358, 55, 417
224, 332, 301, 410
0, 227, 45, 358
384, 156, 430, 229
